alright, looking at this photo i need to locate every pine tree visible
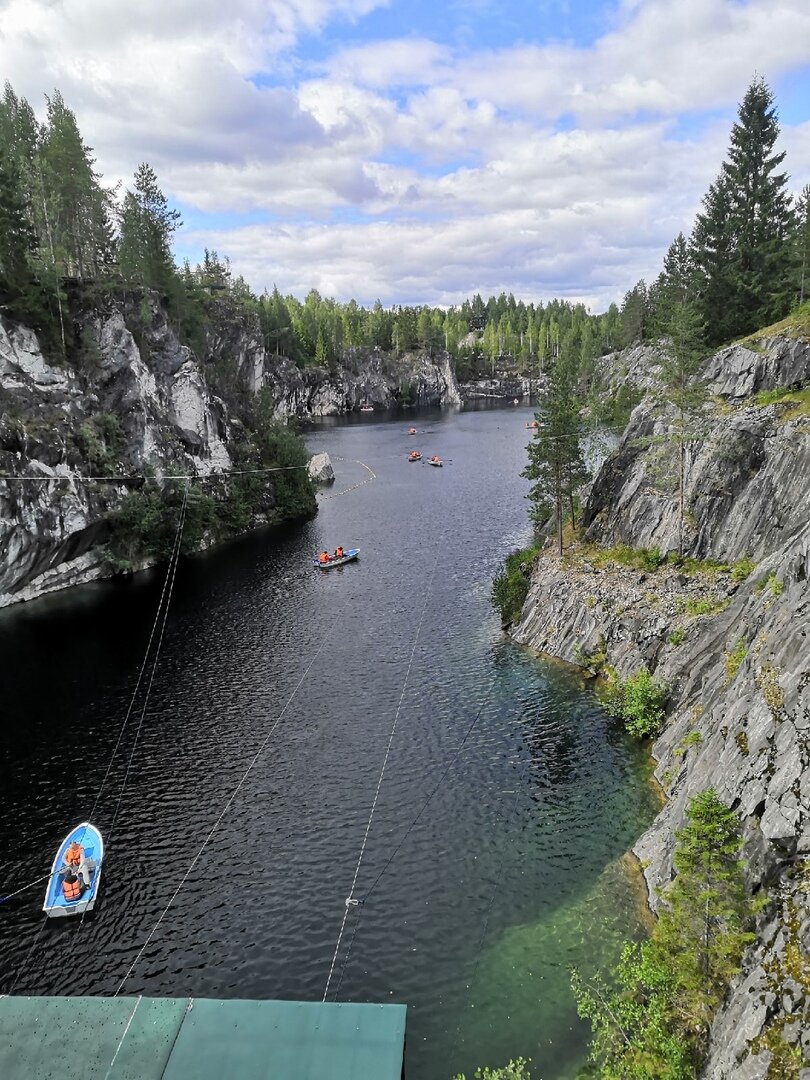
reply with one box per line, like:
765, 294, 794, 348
573, 790, 754, 1078
39, 91, 114, 280
652, 233, 695, 335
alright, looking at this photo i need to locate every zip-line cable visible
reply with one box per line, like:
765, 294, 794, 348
322, 538, 443, 1002
360, 676, 498, 904
88, 484, 189, 827
106, 487, 188, 842
113, 613, 338, 996
0, 490, 189, 992
0, 464, 310, 484
330, 674, 501, 1000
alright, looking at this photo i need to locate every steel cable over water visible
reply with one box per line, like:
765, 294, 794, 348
1, 488, 190, 994
113, 612, 340, 996
330, 672, 502, 1000
322, 533, 444, 1002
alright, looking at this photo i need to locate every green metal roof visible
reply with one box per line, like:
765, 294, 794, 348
0, 996, 407, 1080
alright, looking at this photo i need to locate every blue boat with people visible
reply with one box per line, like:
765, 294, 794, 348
314, 547, 360, 569
42, 822, 103, 917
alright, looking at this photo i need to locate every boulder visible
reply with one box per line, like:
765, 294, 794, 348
308, 452, 335, 484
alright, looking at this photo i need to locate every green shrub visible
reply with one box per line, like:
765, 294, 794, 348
600, 666, 668, 738
492, 547, 539, 626
730, 557, 756, 582
679, 596, 730, 617
668, 627, 685, 646
724, 639, 747, 684
76, 412, 123, 475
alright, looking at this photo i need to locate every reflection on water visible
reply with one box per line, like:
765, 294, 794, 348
0, 405, 657, 1079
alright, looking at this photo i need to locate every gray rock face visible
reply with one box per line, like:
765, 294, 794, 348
703, 336, 810, 401
1, 294, 463, 608
1, 297, 274, 607
583, 402, 810, 563
511, 333, 810, 1075
259, 346, 461, 417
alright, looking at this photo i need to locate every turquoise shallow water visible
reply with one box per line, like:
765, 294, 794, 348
0, 404, 658, 1079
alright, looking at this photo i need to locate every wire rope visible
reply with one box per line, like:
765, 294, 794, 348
329, 671, 505, 1000
0, 464, 310, 484
113, 614, 338, 996
0, 488, 190, 992
322, 537, 443, 1002
101, 995, 142, 1080
106, 486, 188, 840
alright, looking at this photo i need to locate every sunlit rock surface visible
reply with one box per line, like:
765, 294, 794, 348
511, 333, 809, 1076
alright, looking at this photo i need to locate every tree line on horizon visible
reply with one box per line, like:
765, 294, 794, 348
0, 78, 626, 383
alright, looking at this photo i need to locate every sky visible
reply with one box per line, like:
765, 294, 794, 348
1, 0, 810, 312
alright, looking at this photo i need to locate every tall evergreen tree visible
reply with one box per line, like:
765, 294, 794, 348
118, 163, 181, 293
794, 184, 810, 306
39, 91, 114, 280
692, 78, 795, 343
523, 346, 588, 555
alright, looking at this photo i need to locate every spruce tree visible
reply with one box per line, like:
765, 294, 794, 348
655, 790, 754, 1050
523, 346, 588, 555
795, 184, 810, 305
118, 163, 181, 293
692, 78, 795, 343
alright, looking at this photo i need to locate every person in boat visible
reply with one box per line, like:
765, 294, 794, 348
334, 546, 344, 559
430, 455, 439, 462
62, 870, 82, 903
318, 550, 331, 564
62, 839, 91, 889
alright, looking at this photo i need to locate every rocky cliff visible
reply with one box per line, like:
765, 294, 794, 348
511, 330, 810, 1076
0, 292, 463, 608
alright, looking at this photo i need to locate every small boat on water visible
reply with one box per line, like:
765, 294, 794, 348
525, 420, 541, 429
43, 822, 103, 918
513, 398, 520, 406
427, 455, 443, 467
408, 451, 422, 462
313, 548, 360, 569
360, 403, 374, 412
407, 427, 417, 435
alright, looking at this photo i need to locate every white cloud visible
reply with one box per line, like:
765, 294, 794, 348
0, 0, 808, 308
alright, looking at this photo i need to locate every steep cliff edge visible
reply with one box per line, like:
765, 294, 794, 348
511, 332, 809, 1076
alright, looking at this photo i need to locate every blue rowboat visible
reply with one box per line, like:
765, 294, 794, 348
313, 548, 360, 569
42, 822, 103, 918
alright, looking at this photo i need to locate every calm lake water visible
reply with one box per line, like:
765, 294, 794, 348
0, 403, 658, 1079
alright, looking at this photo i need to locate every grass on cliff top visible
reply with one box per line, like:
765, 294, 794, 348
754, 383, 810, 418
742, 300, 810, 345
574, 542, 755, 580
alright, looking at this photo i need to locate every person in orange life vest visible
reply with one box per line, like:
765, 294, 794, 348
62, 870, 82, 902
63, 839, 91, 889
318, 550, 330, 564
334, 546, 344, 559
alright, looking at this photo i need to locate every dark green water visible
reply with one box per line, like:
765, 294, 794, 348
0, 404, 658, 1079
